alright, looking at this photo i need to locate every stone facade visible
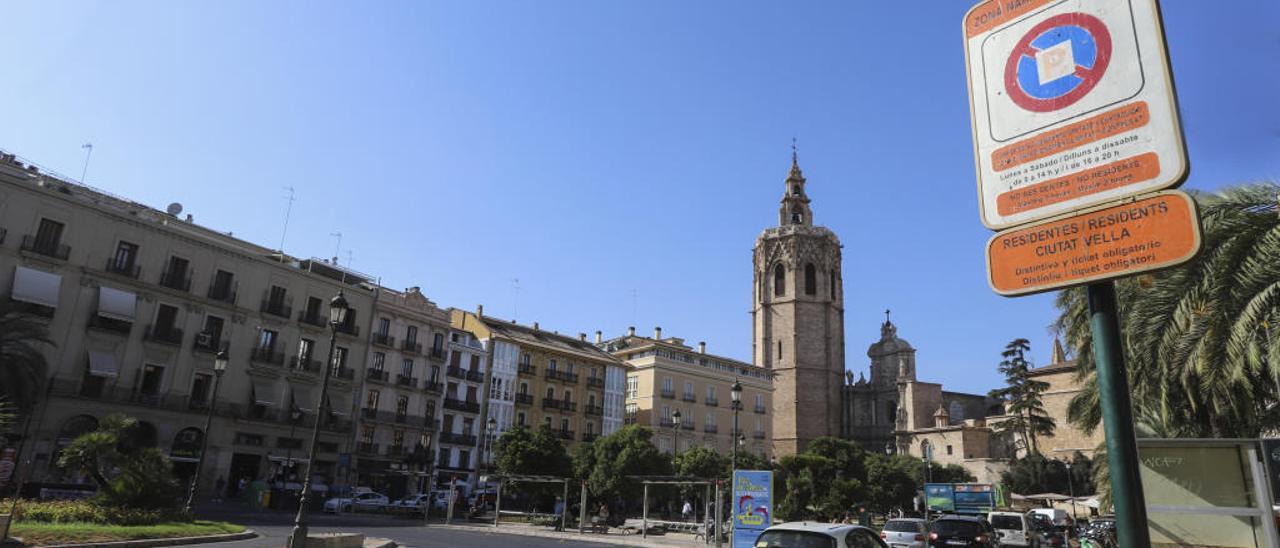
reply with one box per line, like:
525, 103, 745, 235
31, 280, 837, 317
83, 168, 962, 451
754, 154, 845, 457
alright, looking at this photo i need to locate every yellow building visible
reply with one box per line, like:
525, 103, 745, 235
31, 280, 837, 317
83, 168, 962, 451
451, 307, 629, 453
603, 327, 773, 458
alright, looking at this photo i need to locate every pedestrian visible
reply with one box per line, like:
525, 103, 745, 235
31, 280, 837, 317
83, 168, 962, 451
553, 496, 565, 531
593, 502, 610, 532
682, 499, 693, 521
214, 477, 226, 503
857, 506, 871, 527
236, 476, 248, 499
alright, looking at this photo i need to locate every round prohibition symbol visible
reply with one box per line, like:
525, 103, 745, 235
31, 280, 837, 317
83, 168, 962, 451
1003, 12, 1112, 113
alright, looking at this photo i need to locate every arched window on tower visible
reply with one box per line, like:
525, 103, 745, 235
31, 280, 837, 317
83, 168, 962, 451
829, 270, 837, 298
773, 264, 785, 296
804, 263, 816, 295
791, 210, 802, 224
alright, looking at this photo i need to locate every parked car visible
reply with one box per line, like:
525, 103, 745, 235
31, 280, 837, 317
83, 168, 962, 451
389, 493, 433, 515
754, 522, 888, 548
881, 518, 928, 548
1026, 508, 1070, 528
322, 490, 389, 513
987, 512, 1035, 547
928, 515, 999, 547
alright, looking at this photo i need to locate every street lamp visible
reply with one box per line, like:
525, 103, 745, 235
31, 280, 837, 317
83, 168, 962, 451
671, 409, 682, 453
729, 380, 742, 474
485, 417, 497, 473
183, 350, 229, 514
922, 453, 932, 523
284, 408, 303, 483
289, 291, 349, 548
1062, 459, 1078, 523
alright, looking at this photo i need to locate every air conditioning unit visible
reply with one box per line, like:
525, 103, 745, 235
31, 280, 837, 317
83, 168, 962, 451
196, 332, 212, 346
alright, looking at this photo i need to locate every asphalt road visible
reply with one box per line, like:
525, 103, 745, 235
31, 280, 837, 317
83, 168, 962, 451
198, 504, 614, 548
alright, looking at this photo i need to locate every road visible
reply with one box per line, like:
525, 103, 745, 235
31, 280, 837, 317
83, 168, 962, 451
198, 504, 613, 548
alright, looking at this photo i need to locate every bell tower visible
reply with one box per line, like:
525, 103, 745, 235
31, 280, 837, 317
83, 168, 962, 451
753, 148, 845, 457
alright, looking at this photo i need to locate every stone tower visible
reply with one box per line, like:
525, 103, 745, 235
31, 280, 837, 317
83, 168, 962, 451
753, 150, 845, 456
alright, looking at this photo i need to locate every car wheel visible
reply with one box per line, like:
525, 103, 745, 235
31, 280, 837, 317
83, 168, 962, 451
343, 504, 352, 512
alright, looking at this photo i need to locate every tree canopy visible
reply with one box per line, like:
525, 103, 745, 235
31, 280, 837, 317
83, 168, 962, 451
989, 338, 1055, 454
573, 425, 671, 501
493, 424, 573, 478
55, 414, 181, 509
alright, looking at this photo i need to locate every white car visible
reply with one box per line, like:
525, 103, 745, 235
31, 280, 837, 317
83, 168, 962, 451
880, 518, 927, 548
989, 511, 1036, 547
390, 493, 433, 515
754, 522, 888, 548
322, 491, 389, 513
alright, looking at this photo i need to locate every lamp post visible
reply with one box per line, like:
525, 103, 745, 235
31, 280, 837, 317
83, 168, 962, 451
284, 409, 303, 484
484, 417, 496, 490
729, 380, 742, 474
289, 292, 349, 548
183, 350, 229, 514
671, 409, 682, 454
922, 453, 932, 523
1063, 460, 1078, 523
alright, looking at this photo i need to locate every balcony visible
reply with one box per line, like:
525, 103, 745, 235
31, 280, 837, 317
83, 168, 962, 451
515, 393, 534, 406
754, 405, 767, 414
542, 398, 576, 412
518, 363, 536, 375
192, 335, 227, 354
334, 367, 355, 381
260, 299, 291, 319
624, 414, 637, 425
207, 282, 237, 304
582, 433, 598, 443
440, 432, 478, 446
357, 442, 380, 455
144, 324, 184, 346
660, 389, 675, 399
544, 370, 578, 383
20, 235, 70, 260
396, 374, 418, 387
88, 313, 132, 335
387, 445, 406, 457
394, 413, 409, 425
681, 422, 695, 431
366, 369, 389, 383
103, 258, 140, 278
556, 430, 575, 441
705, 398, 719, 407
401, 340, 422, 354
250, 347, 285, 367
422, 418, 439, 430
360, 408, 378, 420
753, 431, 766, 439
335, 322, 360, 337
446, 366, 466, 380
298, 310, 327, 328
158, 269, 191, 292
443, 398, 480, 413
586, 376, 605, 388
423, 381, 443, 394
682, 393, 696, 403
290, 355, 321, 373
371, 333, 395, 348
429, 347, 446, 361
704, 424, 718, 434
465, 369, 485, 382
584, 404, 604, 416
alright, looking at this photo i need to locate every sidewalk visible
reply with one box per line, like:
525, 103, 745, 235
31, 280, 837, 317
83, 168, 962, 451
429, 522, 719, 547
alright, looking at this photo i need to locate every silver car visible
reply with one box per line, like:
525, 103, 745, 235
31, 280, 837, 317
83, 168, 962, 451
880, 518, 927, 548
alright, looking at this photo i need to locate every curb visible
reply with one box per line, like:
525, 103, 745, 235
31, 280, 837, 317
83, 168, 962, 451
363, 539, 396, 548
427, 524, 704, 547
38, 529, 258, 548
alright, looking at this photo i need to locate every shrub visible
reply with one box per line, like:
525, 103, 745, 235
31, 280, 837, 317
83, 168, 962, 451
2, 499, 190, 525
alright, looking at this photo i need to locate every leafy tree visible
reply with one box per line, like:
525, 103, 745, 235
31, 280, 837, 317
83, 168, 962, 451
1056, 184, 1280, 438
929, 462, 978, 485
55, 414, 182, 509
0, 303, 52, 414
673, 447, 726, 479
774, 438, 869, 521
1000, 452, 1094, 497
989, 338, 1055, 454
574, 425, 670, 502
864, 454, 920, 514
493, 425, 572, 478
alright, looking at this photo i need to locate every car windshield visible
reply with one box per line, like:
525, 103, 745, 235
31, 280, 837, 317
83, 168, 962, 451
990, 515, 1023, 529
754, 530, 837, 548
883, 520, 922, 532
932, 520, 982, 536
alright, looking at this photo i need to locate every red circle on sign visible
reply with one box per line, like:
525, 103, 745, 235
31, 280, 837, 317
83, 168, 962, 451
1003, 13, 1112, 113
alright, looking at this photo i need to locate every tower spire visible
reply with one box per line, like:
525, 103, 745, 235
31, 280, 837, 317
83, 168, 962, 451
779, 141, 812, 226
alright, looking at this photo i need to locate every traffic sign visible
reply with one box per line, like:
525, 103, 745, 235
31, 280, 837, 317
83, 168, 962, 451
985, 191, 1201, 296
964, 0, 1188, 229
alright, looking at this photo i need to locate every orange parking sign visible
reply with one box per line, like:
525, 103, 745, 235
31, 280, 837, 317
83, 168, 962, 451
986, 191, 1201, 296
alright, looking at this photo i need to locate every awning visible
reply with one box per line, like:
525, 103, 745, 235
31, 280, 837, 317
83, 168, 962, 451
326, 393, 350, 416
291, 383, 317, 414
252, 378, 277, 407
87, 351, 120, 378
97, 286, 137, 322
12, 265, 61, 308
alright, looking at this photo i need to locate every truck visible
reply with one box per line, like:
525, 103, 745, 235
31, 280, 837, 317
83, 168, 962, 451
925, 483, 997, 515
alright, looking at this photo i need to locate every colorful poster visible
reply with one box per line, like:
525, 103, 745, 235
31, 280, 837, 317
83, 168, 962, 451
732, 470, 773, 548
926, 483, 955, 512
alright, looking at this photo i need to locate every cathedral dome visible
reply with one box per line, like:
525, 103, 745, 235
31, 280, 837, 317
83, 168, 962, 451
867, 316, 913, 357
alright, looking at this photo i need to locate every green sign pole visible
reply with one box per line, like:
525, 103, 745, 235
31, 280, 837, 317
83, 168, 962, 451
1087, 281, 1150, 547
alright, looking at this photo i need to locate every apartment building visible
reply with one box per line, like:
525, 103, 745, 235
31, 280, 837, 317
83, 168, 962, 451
451, 308, 628, 453
434, 327, 490, 490
0, 152, 376, 498
355, 286, 452, 496
603, 327, 774, 458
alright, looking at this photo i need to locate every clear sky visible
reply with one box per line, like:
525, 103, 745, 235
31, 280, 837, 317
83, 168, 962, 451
2, 1, 1277, 395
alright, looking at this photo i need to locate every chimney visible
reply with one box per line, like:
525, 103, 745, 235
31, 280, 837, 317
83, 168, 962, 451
698, 341, 706, 354
477, 304, 484, 317
578, 333, 587, 342
934, 405, 950, 428
595, 331, 603, 344
628, 326, 636, 337
654, 326, 662, 339
533, 321, 540, 331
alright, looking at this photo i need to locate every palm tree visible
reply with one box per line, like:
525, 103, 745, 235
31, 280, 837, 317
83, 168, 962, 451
990, 338, 1055, 454
1055, 183, 1280, 438
0, 301, 52, 414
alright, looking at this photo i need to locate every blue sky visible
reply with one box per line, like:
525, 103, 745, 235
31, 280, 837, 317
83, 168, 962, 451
2, 1, 1277, 395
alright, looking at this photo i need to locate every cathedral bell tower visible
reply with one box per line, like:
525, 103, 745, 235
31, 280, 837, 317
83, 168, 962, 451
752, 148, 846, 457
